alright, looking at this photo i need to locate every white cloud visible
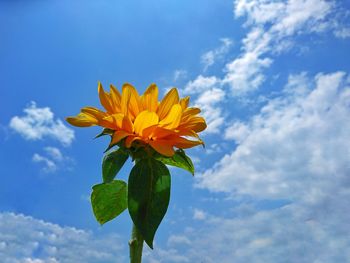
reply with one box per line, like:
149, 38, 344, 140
44, 146, 64, 161
198, 71, 350, 201
223, 0, 339, 95
205, 143, 222, 155
223, 51, 272, 94
182, 0, 349, 134
195, 88, 226, 134
201, 38, 233, 71
144, 247, 190, 263
32, 147, 73, 173
0, 212, 125, 263
234, 0, 333, 35
151, 2, 350, 262
173, 70, 188, 82
177, 0, 350, 139
192, 209, 206, 220
167, 235, 192, 247
195, 88, 225, 106
183, 75, 220, 95
9, 102, 74, 146
333, 26, 350, 38
224, 121, 250, 142
153, 197, 350, 263
183, 76, 225, 134
20, 258, 58, 263
8, 103, 73, 172
235, 0, 284, 25
32, 153, 58, 173
149, 72, 350, 261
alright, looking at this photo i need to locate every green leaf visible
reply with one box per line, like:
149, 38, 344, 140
91, 180, 127, 225
156, 149, 194, 175
102, 148, 129, 183
128, 158, 171, 249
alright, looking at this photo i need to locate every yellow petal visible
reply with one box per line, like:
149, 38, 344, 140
110, 130, 130, 146
177, 129, 200, 138
102, 113, 124, 129
66, 113, 98, 127
141, 84, 158, 112
122, 115, 134, 133
157, 88, 179, 120
125, 135, 141, 148
120, 84, 131, 116
159, 104, 182, 129
181, 122, 206, 133
179, 96, 189, 110
178, 116, 207, 132
81, 107, 107, 120
101, 113, 134, 132
121, 83, 141, 120
149, 140, 175, 157
110, 84, 122, 112
98, 82, 114, 113
143, 126, 176, 139
181, 107, 201, 122
81, 107, 120, 129
172, 136, 203, 149
133, 110, 159, 136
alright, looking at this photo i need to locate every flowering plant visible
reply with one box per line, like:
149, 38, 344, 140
67, 82, 206, 262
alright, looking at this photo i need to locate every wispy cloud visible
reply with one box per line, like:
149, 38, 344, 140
223, 49, 272, 94
44, 146, 64, 161
225, 0, 337, 95
32, 147, 73, 173
184, 75, 220, 95
198, 71, 350, 200
9, 101, 74, 147
173, 69, 188, 82
144, 247, 190, 263
150, 197, 350, 262
195, 88, 226, 134
0, 212, 125, 263
204, 143, 222, 155
181, 0, 350, 135
183, 76, 225, 134
201, 38, 233, 71
32, 153, 58, 173
192, 208, 206, 220
224, 120, 250, 142
167, 235, 192, 247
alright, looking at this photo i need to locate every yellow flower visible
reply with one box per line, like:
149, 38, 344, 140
66, 82, 206, 156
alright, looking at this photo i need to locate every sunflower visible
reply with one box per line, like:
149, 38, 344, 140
66, 82, 206, 156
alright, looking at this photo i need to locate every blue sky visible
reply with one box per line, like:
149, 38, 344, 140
1, 0, 350, 262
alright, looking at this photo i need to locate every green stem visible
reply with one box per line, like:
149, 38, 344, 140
129, 224, 144, 263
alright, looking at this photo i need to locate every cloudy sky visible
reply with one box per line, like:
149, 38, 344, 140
1, 0, 350, 262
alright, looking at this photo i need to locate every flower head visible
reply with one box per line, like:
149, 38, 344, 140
66, 82, 206, 156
